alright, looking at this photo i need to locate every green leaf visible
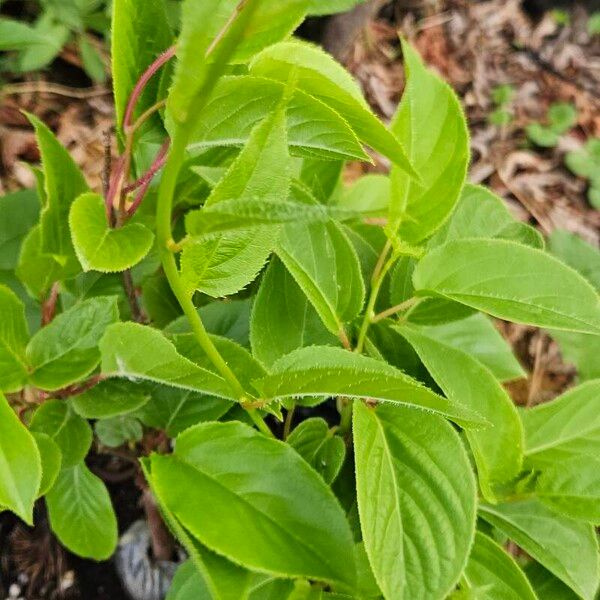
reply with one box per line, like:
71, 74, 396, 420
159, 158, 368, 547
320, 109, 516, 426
167, 561, 206, 600
388, 40, 469, 242
526, 124, 559, 148
547, 229, 600, 290
479, 499, 599, 600
0, 189, 40, 270
30, 400, 92, 468
522, 381, 600, 467
461, 532, 537, 600
26, 113, 89, 267
525, 563, 579, 600
71, 379, 151, 418
26, 296, 119, 390
536, 457, 600, 523
307, 0, 366, 15
78, 35, 106, 83
250, 257, 338, 367
250, 41, 415, 176
95, 415, 143, 447
180, 227, 277, 298
396, 324, 523, 499
69, 193, 154, 273
0, 392, 41, 524
0, 285, 30, 392
300, 158, 343, 203
415, 313, 525, 382
188, 76, 369, 162
549, 330, 600, 381
32, 432, 61, 497
46, 462, 118, 560
353, 401, 476, 599
254, 346, 488, 427
100, 322, 236, 399
168, 0, 309, 126
287, 418, 346, 484
111, 0, 172, 130
430, 184, 544, 249
548, 103, 577, 134
149, 421, 356, 587
413, 238, 600, 334
276, 221, 365, 333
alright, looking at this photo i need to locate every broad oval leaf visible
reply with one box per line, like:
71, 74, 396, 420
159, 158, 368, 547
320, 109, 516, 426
46, 462, 118, 560
388, 41, 469, 242
149, 421, 356, 587
461, 532, 538, 600
548, 229, 600, 290
69, 193, 154, 273
396, 324, 523, 500
71, 379, 151, 419
0, 392, 41, 524
95, 415, 143, 447
0, 285, 30, 392
413, 238, 600, 334
254, 346, 487, 427
522, 380, 600, 467
26, 296, 119, 390
353, 401, 476, 599
479, 499, 599, 600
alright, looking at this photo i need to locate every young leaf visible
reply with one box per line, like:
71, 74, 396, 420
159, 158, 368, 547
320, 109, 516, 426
46, 462, 118, 560
547, 229, 600, 290
536, 457, 600, 523
69, 193, 154, 273
0, 189, 40, 270
353, 402, 476, 599
95, 415, 143, 447
26, 113, 89, 266
187, 76, 368, 162
429, 184, 544, 249
396, 325, 523, 499
71, 379, 151, 419
30, 400, 92, 468
100, 322, 236, 400
413, 238, 600, 334
149, 421, 356, 588
0, 392, 41, 525
111, 0, 172, 130
415, 313, 525, 382
32, 432, 61, 498
26, 296, 119, 390
276, 221, 365, 334
168, 561, 209, 600
249, 40, 415, 176
479, 499, 599, 600
0, 285, 30, 392
522, 380, 600, 467
250, 257, 338, 367
388, 40, 469, 242
461, 532, 537, 600
180, 227, 277, 298
287, 418, 346, 484
525, 563, 579, 600
549, 330, 600, 381
254, 346, 487, 427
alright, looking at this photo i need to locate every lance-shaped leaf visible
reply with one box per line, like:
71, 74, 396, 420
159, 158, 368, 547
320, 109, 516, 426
0, 285, 29, 392
26, 296, 119, 390
32, 432, 61, 498
100, 322, 236, 400
479, 499, 600, 600
250, 40, 415, 176
396, 324, 523, 499
168, 0, 309, 125
536, 457, 600, 523
413, 238, 600, 334
46, 462, 118, 560
26, 113, 89, 266
353, 401, 476, 599
250, 257, 338, 367
69, 193, 154, 273
111, 0, 172, 131
526, 563, 579, 600
254, 346, 487, 427
0, 188, 39, 270
188, 76, 368, 162
461, 532, 538, 600
149, 421, 356, 587
388, 41, 469, 242
429, 184, 544, 249
522, 380, 600, 467
276, 221, 365, 334
0, 392, 41, 524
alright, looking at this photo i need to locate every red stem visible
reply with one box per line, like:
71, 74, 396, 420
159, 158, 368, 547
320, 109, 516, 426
123, 45, 176, 131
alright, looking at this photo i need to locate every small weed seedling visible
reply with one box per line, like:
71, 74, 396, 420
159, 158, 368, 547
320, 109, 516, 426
488, 83, 515, 127
1, 1, 600, 599
526, 101, 577, 147
565, 138, 600, 208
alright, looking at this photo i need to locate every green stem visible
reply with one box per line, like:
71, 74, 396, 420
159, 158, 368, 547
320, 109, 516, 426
372, 296, 421, 323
